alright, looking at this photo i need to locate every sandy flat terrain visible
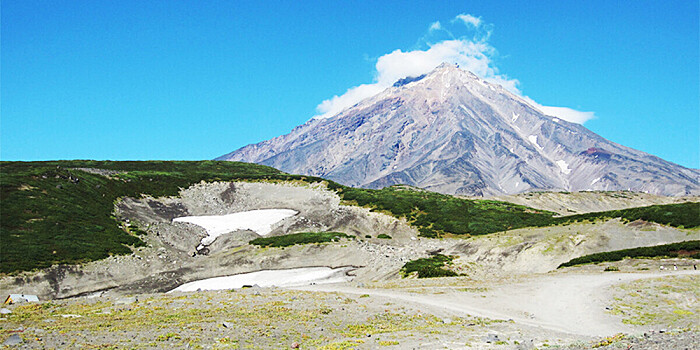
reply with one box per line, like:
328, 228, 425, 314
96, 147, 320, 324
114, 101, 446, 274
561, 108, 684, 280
297, 270, 700, 337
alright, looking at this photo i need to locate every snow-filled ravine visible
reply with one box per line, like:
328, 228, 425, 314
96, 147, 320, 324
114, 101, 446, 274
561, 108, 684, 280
169, 267, 355, 292
173, 209, 298, 249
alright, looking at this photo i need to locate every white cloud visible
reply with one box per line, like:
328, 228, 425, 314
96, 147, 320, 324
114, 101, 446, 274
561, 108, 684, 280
314, 39, 517, 119
313, 14, 595, 124
455, 14, 481, 27
537, 105, 595, 124
315, 83, 385, 119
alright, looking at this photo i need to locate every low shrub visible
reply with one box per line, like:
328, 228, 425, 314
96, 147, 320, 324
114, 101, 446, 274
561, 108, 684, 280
400, 254, 460, 278
548, 202, 700, 229
249, 232, 352, 248
377, 234, 392, 239
558, 240, 700, 268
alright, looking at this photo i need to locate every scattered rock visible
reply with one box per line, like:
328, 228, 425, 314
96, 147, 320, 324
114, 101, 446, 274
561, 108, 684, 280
115, 296, 137, 305
484, 333, 500, 343
0, 308, 11, 314
3, 334, 22, 346
290, 342, 300, 349
222, 322, 233, 328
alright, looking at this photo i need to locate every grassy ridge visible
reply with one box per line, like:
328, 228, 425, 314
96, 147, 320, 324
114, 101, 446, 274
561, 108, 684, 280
3, 160, 699, 274
548, 202, 700, 228
0, 160, 321, 273
330, 185, 555, 238
249, 232, 352, 248
558, 240, 700, 268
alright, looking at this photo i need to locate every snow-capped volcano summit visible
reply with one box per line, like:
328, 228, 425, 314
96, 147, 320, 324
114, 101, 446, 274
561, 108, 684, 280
218, 63, 699, 196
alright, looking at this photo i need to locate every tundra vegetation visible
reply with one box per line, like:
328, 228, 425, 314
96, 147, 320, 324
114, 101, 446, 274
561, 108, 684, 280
249, 232, 352, 248
1, 160, 698, 274
558, 240, 700, 268
0, 160, 326, 273
0, 288, 494, 349
400, 254, 460, 278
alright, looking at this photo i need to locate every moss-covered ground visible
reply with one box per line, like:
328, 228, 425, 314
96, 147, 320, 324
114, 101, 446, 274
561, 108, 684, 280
607, 275, 699, 329
0, 288, 497, 349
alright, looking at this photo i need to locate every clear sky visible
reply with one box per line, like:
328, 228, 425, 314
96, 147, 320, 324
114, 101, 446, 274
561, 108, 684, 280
2, 1, 698, 168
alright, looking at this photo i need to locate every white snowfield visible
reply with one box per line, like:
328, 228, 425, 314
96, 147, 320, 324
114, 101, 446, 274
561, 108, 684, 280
528, 135, 542, 150
169, 267, 355, 292
556, 160, 571, 175
173, 209, 298, 246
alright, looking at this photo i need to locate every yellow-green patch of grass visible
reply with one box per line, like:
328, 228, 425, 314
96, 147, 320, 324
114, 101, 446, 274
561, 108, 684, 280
378, 340, 400, 346
608, 275, 699, 328
318, 339, 365, 350
342, 312, 442, 337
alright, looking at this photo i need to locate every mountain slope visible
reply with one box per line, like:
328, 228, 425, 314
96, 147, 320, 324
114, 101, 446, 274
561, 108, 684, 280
218, 63, 699, 196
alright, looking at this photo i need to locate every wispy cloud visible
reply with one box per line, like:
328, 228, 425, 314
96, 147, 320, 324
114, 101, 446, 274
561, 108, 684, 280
454, 14, 481, 27
536, 105, 595, 124
314, 14, 595, 124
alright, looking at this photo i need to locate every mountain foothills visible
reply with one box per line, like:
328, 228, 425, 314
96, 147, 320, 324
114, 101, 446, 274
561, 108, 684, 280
1, 161, 699, 348
219, 63, 699, 197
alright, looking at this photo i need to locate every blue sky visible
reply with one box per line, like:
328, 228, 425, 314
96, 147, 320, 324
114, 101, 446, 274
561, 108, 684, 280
2, 1, 698, 168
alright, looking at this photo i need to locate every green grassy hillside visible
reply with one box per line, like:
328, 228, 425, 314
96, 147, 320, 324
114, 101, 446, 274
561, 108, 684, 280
558, 240, 700, 268
2, 160, 698, 274
0, 160, 321, 273
548, 202, 700, 228
330, 185, 555, 238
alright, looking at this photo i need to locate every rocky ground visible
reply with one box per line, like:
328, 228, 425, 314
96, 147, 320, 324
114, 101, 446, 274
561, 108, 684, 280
1, 181, 698, 349
1, 267, 698, 349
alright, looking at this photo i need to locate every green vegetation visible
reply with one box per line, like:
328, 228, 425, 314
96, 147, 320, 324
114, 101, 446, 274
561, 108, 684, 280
548, 202, 700, 228
330, 185, 555, 238
559, 240, 700, 268
400, 254, 460, 278
0, 160, 325, 273
3, 160, 698, 275
249, 232, 352, 248
608, 275, 699, 328
377, 234, 392, 239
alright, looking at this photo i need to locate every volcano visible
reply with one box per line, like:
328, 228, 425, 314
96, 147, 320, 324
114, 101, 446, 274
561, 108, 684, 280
218, 63, 699, 196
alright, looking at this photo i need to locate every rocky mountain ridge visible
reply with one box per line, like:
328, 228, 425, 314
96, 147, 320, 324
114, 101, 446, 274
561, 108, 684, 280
218, 63, 699, 196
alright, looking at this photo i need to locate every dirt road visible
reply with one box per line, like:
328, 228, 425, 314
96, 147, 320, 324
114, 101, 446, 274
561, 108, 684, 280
296, 270, 700, 337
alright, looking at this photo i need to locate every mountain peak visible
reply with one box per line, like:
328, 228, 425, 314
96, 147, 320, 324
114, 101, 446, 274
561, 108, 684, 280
218, 64, 699, 197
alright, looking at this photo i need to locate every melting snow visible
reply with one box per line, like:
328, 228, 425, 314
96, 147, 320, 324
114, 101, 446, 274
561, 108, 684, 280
512, 112, 519, 123
169, 267, 355, 292
528, 135, 543, 150
173, 209, 298, 246
590, 177, 601, 186
556, 160, 571, 175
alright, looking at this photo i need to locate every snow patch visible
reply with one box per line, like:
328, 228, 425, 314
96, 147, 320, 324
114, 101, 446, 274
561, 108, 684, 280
512, 112, 519, 123
555, 160, 571, 175
590, 177, 601, 186
169, 267, 355, 292
173, 209, 298, 246
528, 135, 542, 150
552, 118, 560, 123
